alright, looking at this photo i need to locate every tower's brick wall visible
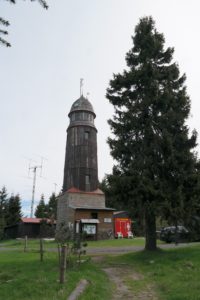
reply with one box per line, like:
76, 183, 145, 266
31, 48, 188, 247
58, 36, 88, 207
68, 192, 105, 208
57, 193, 68, 224
57, 191, 106, 225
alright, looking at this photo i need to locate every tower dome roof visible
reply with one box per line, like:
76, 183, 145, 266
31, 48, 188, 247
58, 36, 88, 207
69, 95, 95, 116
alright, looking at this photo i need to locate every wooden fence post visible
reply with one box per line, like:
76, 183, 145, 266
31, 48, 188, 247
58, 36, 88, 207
40, 238, 44, 262
59, 244, 67, 284
24, 235, 28, 252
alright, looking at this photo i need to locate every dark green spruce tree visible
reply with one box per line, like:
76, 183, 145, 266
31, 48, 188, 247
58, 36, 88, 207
100, 173, 145, 235
47, 192, 57, 219
106, 16, 200, 250
1, 0, 48, 47
0, 186, 8, 239
99, 174, 133, 212
6, 194, 22, 226
35, 194, 48, 218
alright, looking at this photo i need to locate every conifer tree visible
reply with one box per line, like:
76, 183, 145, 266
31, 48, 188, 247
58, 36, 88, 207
0, 186, 8, 238
1, 0, 48, 47
99, 176, 124, 211
47, 192, 57, 219
35, 194, 47, 218
6, 193, 22, 226
106, 16, 199, 250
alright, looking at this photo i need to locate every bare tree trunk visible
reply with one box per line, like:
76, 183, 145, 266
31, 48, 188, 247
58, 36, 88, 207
145, 211, 157, 251
24, 235, 28, 252
57, 243, 61, 266
60, 245, 67, 284
40, 238, 44, 262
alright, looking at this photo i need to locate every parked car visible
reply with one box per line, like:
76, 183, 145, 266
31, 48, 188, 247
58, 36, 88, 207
160, 225, 190, 243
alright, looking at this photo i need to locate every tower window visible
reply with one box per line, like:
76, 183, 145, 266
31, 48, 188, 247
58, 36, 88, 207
91, 212, 98, 219
75, 112, 82, 121
85, 131, 89, 140
84, 112, 89, 120
71, 113, 75, 121
89, 114, 94, 122
85, 175, 90, 185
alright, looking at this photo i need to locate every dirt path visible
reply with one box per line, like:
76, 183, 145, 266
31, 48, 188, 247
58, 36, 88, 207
103, 266, 158, 300
0, 242, 198, 253
87, 242, 197, 255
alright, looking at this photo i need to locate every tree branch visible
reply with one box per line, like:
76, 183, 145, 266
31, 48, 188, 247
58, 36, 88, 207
0, 36, 11, 47
1, 0, 49, 47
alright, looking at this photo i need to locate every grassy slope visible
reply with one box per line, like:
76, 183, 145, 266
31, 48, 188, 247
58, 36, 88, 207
0, 237, 164, 249
1, 240, 200, 299
0, 251, 111, 300
102, 244, 200, 300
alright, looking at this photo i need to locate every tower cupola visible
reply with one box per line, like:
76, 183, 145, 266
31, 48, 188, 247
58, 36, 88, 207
68, 95, 96, 130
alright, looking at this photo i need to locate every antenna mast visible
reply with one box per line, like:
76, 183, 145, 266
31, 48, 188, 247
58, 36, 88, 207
80, 78, 84, 96
29, 158, 44, 218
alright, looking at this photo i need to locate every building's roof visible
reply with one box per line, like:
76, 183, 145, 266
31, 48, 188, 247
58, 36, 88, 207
113, 211, 127, 215
69, 95, 95, 116
21, 218, 41, 223
69, 205, 115, 211
67, 187, 104, 195
113, 211, 130, 218
21, 218, 56, 224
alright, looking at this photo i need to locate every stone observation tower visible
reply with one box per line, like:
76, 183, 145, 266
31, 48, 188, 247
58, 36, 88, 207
57, 91, 114, 240
63, 95, 98, 192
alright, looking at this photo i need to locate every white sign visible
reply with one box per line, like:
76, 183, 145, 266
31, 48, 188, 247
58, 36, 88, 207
83, 224, 96, 234
104, 218, 112, 223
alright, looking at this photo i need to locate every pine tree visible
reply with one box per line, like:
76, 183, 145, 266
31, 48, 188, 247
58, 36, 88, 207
35, 194, 48, 218
47, 192, 57, 219
100, 173, 146, 235
0, 186, 8, 239
1, 0, 48, 47
99, 175, 124, 211
6, 194, 22, 226
106, 16, 199, 250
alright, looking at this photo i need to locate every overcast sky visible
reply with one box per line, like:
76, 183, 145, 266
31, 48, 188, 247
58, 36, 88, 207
1, 0, 200, 216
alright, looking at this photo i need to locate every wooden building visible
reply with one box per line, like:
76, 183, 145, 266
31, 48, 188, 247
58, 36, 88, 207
57, 187, 114, 240
4, 218, 56, 239
57, 94, 114, 239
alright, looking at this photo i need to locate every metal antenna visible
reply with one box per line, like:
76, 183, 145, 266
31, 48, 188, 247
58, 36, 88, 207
80, 78, 84, 96
28, 158, 45, 218
33, 155, 48, 178
26, 158, 36, 178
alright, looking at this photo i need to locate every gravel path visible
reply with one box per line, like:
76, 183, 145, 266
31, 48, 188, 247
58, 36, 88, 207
0, 242, 198, 253
103, 266, 158, 300
86, 242, 197, 255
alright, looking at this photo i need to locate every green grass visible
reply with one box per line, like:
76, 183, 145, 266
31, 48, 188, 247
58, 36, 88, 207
1, 239, 200, 299
0, 237, 154, 250
0, 250, 112, 300
101, 244, 200, 300
87, 237, 147, 247
0, 238, 57, 249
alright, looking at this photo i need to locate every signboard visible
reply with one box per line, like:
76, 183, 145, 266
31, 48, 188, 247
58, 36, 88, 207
83, 224, 96, 234
104, 218, 112, 223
